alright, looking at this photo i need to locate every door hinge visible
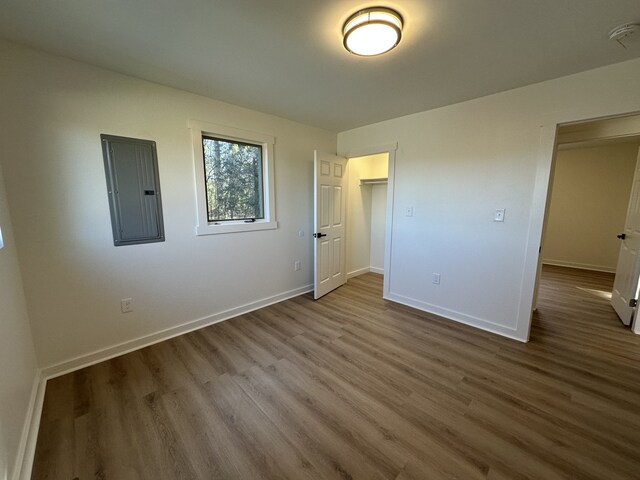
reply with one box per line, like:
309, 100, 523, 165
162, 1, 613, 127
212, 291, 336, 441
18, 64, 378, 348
630, 299, 638, 308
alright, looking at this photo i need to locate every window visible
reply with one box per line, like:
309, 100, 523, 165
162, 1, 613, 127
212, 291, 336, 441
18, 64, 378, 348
190, 120, 276, 235
202, 136, 264, 222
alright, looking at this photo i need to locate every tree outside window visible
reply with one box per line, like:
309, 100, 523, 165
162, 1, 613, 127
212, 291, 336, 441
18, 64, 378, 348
202, 136, 264, 222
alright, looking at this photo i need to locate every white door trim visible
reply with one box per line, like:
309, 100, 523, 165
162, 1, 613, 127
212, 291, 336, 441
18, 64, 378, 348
518, 125, 559, 341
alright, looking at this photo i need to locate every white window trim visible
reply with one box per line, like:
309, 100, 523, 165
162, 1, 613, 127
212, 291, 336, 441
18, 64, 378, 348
189, 120, 277, 235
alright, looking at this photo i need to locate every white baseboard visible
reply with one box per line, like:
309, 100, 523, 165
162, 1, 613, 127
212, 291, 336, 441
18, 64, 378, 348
385, 291, 526, 342
347, 267, 371, 279
347, 266, 385, 279
542, 259, 616, 273
42, 284, 312, 379
13, 370, 46, 480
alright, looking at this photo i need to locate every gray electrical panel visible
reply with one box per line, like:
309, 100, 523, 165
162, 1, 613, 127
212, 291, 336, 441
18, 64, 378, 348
101, 134, 165, 246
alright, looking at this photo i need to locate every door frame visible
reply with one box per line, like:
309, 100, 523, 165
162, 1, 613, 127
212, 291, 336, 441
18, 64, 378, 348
524, 111, 640, 340
340, 142, 398, 299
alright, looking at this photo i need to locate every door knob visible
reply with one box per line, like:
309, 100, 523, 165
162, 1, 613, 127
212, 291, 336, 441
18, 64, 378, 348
313, 232, 327, 238
617, 233, 626, 240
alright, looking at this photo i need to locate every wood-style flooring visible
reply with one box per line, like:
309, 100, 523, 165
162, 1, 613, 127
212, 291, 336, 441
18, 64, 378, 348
32, 266, 640, 479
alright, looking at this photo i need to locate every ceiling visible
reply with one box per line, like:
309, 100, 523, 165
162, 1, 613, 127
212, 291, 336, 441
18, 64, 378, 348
1, 1, 639, 132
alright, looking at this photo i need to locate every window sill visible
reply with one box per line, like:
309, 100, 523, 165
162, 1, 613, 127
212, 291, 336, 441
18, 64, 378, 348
196, 220, 278, 236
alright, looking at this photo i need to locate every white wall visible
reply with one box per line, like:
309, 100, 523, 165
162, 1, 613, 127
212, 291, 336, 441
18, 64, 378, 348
542, 143, 638, 272
0, 163, 38, 480
338, 57, 640, 341
0, 40, 335, 369
346, 153, 387, 276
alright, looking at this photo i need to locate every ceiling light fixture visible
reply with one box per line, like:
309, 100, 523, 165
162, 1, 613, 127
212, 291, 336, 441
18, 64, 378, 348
343, 7, 403, 56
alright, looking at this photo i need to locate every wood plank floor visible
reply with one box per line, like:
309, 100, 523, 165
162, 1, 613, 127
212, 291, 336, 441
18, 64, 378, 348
32, 266, 640, 479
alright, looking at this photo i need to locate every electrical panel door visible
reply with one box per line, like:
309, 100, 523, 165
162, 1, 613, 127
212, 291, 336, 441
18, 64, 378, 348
101, 135, 165, 246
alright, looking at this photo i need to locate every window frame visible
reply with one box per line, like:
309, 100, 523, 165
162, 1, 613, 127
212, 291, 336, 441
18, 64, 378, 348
189, 120, 277, 235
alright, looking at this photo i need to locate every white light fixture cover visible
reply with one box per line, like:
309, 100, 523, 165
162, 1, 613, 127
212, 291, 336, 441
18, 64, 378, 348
343, 7, 403, 56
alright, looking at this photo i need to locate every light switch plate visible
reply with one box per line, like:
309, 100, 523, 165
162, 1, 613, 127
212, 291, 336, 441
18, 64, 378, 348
120, 298, 133, 313
405, 206, 414, 217
494, 209, 505, 222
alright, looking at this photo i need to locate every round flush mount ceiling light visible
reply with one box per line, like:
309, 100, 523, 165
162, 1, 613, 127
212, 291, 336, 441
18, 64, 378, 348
343, 7, 403, 56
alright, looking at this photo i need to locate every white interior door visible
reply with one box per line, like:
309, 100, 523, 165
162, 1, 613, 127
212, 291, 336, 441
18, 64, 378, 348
314, 150, 347, 299
611, 147, 640, 326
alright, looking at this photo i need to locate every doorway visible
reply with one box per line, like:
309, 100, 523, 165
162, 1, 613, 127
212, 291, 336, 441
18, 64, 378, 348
313, 143, 397, 300
533, 113, 640, 334
541, 140, 638, 272
346, 153, 389, 282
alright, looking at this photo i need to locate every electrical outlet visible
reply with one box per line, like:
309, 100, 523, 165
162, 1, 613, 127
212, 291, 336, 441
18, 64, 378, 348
432, 273, 441, 285
294, 260, 301, 271
121, 298, 133, 313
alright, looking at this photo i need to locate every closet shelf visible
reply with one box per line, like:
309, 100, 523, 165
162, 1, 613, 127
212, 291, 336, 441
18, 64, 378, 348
359, 177, 388, 186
